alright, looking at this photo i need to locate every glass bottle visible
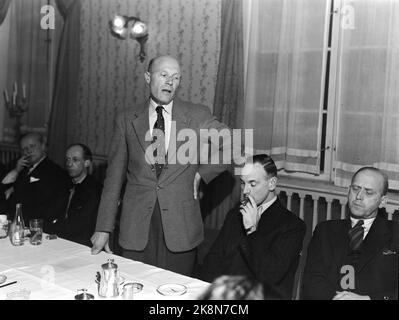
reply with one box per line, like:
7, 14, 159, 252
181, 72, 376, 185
10, 203, 25, 246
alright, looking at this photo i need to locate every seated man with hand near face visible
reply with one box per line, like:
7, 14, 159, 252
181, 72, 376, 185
302, 167, 399, 300
1, 132, 70, 224
200, 154, 306, 300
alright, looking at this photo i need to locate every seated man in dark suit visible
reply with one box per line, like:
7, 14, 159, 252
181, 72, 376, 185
200, 154, 306, 299
1, 132, 70, 224
302, 167, 399, 300
46, 143, 102, 247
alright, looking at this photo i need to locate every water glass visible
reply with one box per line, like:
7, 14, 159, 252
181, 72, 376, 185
0, 219, 10, 239
29, 219, 43, 245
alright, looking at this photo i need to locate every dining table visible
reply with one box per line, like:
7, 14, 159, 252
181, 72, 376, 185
0, 235, 210, 300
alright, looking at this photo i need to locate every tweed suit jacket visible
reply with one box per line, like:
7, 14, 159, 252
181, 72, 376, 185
95, 98, 231, 252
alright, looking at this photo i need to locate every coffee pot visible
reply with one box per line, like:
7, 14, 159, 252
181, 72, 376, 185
98, 259, 120, 298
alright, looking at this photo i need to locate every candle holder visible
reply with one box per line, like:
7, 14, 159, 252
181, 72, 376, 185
4, 94, 28, 143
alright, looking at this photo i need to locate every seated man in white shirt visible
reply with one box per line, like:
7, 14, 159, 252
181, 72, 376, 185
200, 154, 306, 299
302, 167, 399, 300
0, 132, 69, 224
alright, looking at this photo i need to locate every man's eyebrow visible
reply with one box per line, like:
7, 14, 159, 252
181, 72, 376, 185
353, 184, 376, 192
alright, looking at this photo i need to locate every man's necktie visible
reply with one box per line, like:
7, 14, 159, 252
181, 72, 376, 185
348, 220, 364, 251
153, 106, 165, 178
65, 184, 76, 219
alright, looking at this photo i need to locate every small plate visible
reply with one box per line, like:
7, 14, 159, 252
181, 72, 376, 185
157, 283, 187, 296
0, 274, 7, 285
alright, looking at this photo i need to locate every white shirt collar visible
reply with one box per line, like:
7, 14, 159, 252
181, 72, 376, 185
73, 173, 87, 185
28, 156, 46, 174
257, 195, 277, 218
350, 216, 376, 239
149, 98, 173, 115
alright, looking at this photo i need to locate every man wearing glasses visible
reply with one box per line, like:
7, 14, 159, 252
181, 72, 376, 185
302, 167, 399, 300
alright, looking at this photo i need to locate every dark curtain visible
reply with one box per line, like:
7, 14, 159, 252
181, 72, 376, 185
201, 0, 244, 230
47, 0, 81, 166
0, 0, 11, 26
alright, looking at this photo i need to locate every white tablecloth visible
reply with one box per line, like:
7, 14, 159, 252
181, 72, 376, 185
0, 236, 209, 300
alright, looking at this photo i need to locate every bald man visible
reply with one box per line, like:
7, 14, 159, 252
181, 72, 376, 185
302, 167, 399, 300
1, 132, 70, 224
91, 55, 232, 276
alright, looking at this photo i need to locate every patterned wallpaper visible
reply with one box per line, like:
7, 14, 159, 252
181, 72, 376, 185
77, 0, 221, 156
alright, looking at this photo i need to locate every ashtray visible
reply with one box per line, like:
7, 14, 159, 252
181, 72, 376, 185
75, 289, 95, 300
157, 283, 187, 296
6, 288, 31, 300
123, 282, 143, 293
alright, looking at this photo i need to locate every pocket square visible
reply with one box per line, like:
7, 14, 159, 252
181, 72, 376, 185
29, 176, 40, 183
382, 249, 397, 255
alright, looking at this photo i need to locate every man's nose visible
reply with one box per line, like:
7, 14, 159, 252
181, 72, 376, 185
355, 188, 364, 200
165, 76, 174, 85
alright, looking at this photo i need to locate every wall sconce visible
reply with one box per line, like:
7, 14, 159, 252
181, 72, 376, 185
109, 15, 149, 62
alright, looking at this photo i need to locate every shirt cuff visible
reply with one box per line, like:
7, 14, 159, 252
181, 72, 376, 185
245, 226, 257, 235
2, 170, 19, 184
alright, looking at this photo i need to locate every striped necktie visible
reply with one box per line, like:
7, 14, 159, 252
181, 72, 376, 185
348, 220, 364, 251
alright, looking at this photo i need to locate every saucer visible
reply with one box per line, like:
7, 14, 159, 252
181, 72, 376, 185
157, 283, 187, 296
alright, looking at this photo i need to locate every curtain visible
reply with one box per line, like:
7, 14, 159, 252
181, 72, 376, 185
0, 0, 11, 26
202, 0, 244, 230
243, 0, 328, 174
47, 0, 81, 166
0, 0, 11, 140
4, 0, 53, 142
213, 0, 245, 129
334, 0, 399, 189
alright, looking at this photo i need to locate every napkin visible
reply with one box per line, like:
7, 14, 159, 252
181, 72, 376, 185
0, 215, 7, 224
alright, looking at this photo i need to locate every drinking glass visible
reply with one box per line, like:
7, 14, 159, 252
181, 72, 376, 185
29, 219, 43, 245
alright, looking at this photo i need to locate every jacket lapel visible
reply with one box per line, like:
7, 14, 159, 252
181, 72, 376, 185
332, 219, 352, 266
131, 102, 151, 154
256, 198, 285, 233
356, 215, 392, 272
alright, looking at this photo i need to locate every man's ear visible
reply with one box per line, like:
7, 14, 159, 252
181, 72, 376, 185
84, 160, 91, 169
144, 71, 151, 84
268, 177, 277, 191
380, 195, 388, 206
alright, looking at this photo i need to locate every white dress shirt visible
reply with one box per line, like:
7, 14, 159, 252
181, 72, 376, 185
149, 99, 172, 152
246, 195, 277, 234
350, 216, 376, 239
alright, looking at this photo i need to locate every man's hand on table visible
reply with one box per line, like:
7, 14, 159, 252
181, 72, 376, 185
193, 172, 202, 200
91, 231, 113, 254
333, 291, 371, 300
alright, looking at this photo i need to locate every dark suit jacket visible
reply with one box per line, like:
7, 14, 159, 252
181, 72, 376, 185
4, 157, 70, 224
95, 98, 231, 252
200, 198, 306, 299
302, 214, 399, 300
46, 175, 102, 247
